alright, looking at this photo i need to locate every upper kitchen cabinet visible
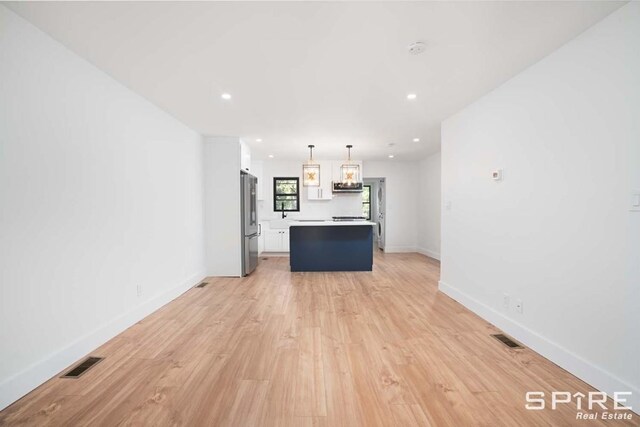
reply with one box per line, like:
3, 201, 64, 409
240, 140, 251, 172
307, 160, 333, 200
307, 160, 364, 199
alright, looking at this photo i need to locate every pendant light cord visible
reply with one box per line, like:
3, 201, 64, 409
308, 144, 315, 164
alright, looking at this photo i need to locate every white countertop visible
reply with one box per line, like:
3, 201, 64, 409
289, 220, 376, 227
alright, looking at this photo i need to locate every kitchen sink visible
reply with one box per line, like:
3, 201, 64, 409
269, 219, 291, 229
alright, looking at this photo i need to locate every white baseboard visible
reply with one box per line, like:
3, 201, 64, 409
438, 280, 640, 411
384, 246, 418, 253
0, 269, 206, 411
380, 246, 441, 261
259, 252, 290, 257
416, 247, 441, 260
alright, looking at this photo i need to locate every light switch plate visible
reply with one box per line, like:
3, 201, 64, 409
502, 293, 510, 310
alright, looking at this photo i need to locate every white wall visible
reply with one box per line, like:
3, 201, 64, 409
0, 5, 205, 410
417, 152, 441, 260
258, 159, 363, 221
440, 2, 640, 409
203, 137, 242, 276
364, 161, 419, 252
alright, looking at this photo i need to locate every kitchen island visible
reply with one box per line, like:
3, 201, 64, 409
289, 220, 375, 272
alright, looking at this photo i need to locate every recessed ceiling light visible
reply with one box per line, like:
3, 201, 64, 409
408, 41, 427, 55
256, 138, 262, 143
407, 94, 417, 100
268, 154, 274, 158
388, 154, 395, 159
413, 138, 420, 142
221, 93, 232, 100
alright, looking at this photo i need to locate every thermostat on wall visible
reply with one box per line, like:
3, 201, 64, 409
492, 169, 503, 181
631, 191, 640, 212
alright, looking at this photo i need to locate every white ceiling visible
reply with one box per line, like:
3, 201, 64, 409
5, 1, 624, 161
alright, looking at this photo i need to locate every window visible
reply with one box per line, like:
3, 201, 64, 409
273, 177, 300, 212
362, 185, 371, 220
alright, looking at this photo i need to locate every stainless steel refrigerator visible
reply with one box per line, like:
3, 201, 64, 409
241, 172, 259, 276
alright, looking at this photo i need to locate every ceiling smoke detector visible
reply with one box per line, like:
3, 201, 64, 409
408, 41, 427, 55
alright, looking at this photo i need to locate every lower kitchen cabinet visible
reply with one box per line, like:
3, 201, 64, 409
264, 229, 290, 252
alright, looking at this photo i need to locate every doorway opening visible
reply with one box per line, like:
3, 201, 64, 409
363, 178, 385, 251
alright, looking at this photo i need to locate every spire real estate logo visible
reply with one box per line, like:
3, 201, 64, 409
525, 391, 634, 421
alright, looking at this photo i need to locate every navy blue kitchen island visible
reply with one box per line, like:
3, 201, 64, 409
289, 221, 375, 272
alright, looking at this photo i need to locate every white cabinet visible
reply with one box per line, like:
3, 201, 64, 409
264, 230, 279, 251
307, 161, 333, 200
240, 140, 251, 172
307, 160, 364, 199
307, 186, 331, 200
264, 229, 290, 252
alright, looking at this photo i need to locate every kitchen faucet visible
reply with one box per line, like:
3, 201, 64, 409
280, 202, 287, 219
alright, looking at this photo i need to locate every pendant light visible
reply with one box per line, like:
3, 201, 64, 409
340, 144, 360, 186
302, 144, 320, 187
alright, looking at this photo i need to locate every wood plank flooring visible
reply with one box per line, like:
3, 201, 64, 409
1, 253, 637, 426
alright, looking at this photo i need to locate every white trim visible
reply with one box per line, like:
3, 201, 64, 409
383, 246, 417, 253
416, 247, 441, 261
260, 252, 290, 257
0, 269, 206, 411
438, 280, 640, 411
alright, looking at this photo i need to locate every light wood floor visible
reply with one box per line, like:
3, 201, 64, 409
1, 253, 636, 426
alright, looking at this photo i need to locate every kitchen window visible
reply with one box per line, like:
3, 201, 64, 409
362, 185, 371, 220
273, 177, 300, 212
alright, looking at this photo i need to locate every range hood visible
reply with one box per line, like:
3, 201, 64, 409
333, 181, 363, 193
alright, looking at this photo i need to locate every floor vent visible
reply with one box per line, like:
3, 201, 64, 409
61, 357, 104, 378
491, 334, 523, 349
196, 282, 209, 288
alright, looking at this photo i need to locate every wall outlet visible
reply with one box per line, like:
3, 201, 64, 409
136, 284, 143, 297
502, 293, 510, 310
515, 299, 523, 314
